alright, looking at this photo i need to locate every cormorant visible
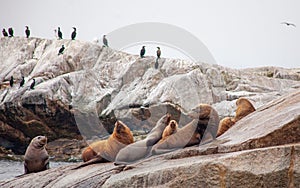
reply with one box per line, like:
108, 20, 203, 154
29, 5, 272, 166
58, 45, 65, 55
19, 76, 25, 88
9, 76, 14, 87
103, 35, 108, 47
30, 79, 35, 90
58, 27, 63, 39
25, 26, 30, 38
2, 29, 8, 37
71, 27, 76, 40
281, 22, 296, 27
8, 27, 14, 37
140, 46, 145, 58
156, 47, 161, 59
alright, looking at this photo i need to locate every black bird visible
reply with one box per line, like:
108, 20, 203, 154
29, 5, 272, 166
140, 46, 146, 58
156, 47, 161, 59
25, 26, 30, 38
103, 35, 108, 47
58, 45, 65, 55
58, 27, 63, 39
30, 79, 35, 90
2, 29, 8, 37
71, 27, 76, 40
9, 76, 14, 87
8, 27, 14, 37
19, 76, 25, 88
281, 22, 296, 27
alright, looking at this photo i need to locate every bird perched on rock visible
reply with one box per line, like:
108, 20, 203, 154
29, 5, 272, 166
103, 35, 108, 47
58, 27, 63, 39
8, 27, 14, 37
140, 46, 146, 58
58, 45, 65, 55
157, 47, 161, 59
19, 76, 25, 88
281, 22, 296, 27
25, 26, 30, 38
9, 76, 14, 87
30, 79, 35, 90
2, 29, 8, 37
71, 27, 76, 40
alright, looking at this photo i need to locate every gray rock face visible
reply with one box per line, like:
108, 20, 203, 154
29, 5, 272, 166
0, 90, 300, 187
0, 37, 299, 157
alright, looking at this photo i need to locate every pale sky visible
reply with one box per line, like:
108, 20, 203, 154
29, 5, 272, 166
0, 0, 299, 68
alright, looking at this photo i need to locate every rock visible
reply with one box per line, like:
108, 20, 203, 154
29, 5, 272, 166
0, 89, 300, 187
0, 37, 300, 159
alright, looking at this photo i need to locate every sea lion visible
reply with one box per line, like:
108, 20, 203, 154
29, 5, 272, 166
150, 119, 199, 155
77, 120, 134, 168
114, 113, 171, 165
217, 117, 236, 137
24, 136, 49, 174
234, 97, 255, 122
187, 104, 220, 144
160, 120, 178, 142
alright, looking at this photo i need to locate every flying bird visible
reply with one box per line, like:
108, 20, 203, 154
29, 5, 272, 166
140, 46, 145, 58
281, 22, 296, 27
25, 26, 30, 38
58, 45, 65, 55
103, 35, 108, 47
71, 27, 76, 40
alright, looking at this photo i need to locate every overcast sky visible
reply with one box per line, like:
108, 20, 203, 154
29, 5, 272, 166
0, 0, 299, 68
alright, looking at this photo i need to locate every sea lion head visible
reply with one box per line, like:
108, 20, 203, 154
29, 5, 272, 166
113, 120, 134, 145
169, 120, 178, 133
31, 136, 47, 149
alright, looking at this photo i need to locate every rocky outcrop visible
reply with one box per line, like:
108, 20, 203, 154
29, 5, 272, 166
0, 37, 299, 159
0, 90, 300, 187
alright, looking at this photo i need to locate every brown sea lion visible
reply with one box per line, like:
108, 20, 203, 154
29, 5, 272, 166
187, 104, 220, 144
234, 98, 256, 122
159, 120, 178, 142
24, 136, 49, 174
81, 120, 134, 164
75, 120, 133, 169
150, 119, 199, 155
217, 117, 236, 137
114, 113, 171, 165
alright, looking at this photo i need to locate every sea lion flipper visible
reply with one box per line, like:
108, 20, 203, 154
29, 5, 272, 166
72, 156, 106, 170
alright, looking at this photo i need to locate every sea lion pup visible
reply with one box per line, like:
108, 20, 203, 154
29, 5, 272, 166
75, 120, 134, 169
187, 104, 220, 144
24, 136, 49, 174
234, 97, 255, 122
159, 120, 178, 142
150, 119, 199, 155
114, 113, 171, 165
217, 117, 236, 137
